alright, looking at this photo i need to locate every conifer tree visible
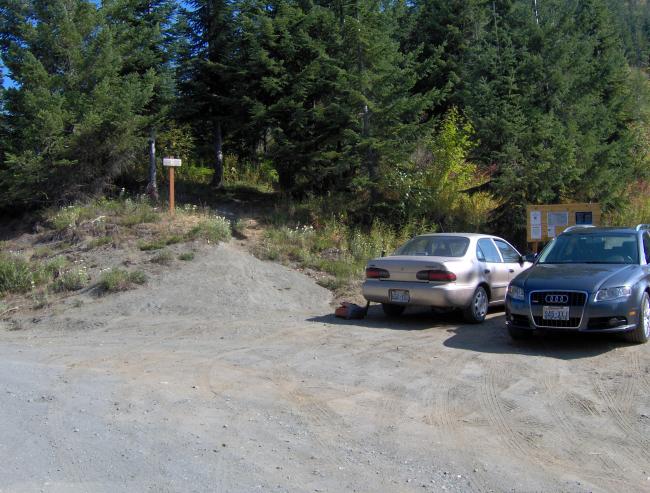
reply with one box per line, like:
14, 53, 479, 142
176, 0, 236, 188
0, 0, 154, 208
103, 0, 177, 199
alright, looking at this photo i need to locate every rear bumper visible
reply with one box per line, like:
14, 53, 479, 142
362, 280, 476, 308
506, 296, 639, 333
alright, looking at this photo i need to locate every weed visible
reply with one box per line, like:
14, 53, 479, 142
31, 289, 49, 309
87, 236, 113, 249
186, 216, 232, 243
150, 250, 173, 265
53, 267, 89, 292
0, 254, 34, 294
118, 201, 159, 226
138, 234, 183, 251
31, 245, 55, 259
232, 218, 246, 237
138, 239, 166, 251
178, 252, 195, 261
98, 268, 147, 293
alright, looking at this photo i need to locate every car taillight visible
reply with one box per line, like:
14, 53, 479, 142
416, 270, 457, 282
365, 267, 390, 279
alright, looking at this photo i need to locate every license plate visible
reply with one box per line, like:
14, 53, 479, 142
389, 289, 410, 303
543, 306, 570, 321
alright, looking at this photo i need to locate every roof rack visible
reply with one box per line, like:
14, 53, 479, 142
636, 224, 650, 231
563, 225, 596, 233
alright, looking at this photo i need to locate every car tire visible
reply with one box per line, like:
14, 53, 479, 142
382, 303, 406, 317
463, 286, 488, 323
624, 292, 650, 344
508, 325, 533, 340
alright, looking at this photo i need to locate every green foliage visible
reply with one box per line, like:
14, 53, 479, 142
52, 267, 89, 292
150, 250, 173, 265
178, 251, 195, 261
87, 236, 114, 249
252, 218, 429, 289
0, 254, 34, 294
0, 0, 155, 209
186, 216, 232, 243
98, 268, 146, 292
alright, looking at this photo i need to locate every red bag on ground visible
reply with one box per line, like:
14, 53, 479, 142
335, 302, 368, 320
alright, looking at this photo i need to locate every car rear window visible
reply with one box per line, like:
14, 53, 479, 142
538, 233, 639, 264
395, 236, 470, 257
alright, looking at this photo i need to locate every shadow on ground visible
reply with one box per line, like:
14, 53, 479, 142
308, 304, 626, 360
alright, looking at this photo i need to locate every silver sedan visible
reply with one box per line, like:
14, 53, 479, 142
362, 233, 531, 322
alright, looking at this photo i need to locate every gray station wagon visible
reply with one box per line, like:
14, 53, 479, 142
362, 233, 531, 323
506, 225, 650, 343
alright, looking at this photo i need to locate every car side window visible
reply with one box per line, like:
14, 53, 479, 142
476, 244, 486, 262
477, 238, 502, 263
494, 239, 520, 263
644, 233, 650, 264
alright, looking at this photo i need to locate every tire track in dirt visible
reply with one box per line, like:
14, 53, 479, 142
423, 350, 491, 493
540, 371, 633, 489
589, 369, 650, 464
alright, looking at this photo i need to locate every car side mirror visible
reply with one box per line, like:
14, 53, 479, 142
521, 253, 537, 264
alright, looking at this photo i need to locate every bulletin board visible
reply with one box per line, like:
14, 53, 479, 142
526, 203, 601, 251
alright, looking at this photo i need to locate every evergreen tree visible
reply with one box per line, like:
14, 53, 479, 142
463, 0, 639, 240
0, 0, 154, 208
103, 0, 177, 198
176, 0, 236, 188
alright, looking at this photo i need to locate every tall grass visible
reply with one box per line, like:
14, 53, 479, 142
252, 218, 432, 291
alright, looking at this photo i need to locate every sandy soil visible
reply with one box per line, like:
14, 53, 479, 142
1, 242, 650, 493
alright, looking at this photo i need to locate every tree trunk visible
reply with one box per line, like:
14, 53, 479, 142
211, 121, 224, 188
146, 129, 158, 200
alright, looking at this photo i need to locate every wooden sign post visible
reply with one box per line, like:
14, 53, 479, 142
526, 203, 601, 253
162, 158, 182, 215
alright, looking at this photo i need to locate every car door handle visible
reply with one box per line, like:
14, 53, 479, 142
484, 269, 491, 274
509, 269, 515, 273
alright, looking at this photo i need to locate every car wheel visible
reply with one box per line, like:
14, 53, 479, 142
463, 286, 488, 323
508, 325, 533, 340
624, 292, 650, 344
382, 303, 406, 317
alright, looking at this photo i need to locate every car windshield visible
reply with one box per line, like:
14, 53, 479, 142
537, 233, 639, 264
395, 236, 470, 257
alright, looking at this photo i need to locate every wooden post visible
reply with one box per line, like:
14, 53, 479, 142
163, 158, 181, 214
169, 166, 175, 215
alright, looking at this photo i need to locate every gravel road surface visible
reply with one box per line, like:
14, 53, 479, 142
1, 243, 650, 492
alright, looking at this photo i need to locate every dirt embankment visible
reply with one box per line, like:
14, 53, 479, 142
1, 242, 650, 493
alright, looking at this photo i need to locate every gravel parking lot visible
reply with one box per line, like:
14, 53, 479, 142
1, 243, 650, 492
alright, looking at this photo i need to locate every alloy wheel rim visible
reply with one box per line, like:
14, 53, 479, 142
474, 290, 487, 318
643, 296, 650, 337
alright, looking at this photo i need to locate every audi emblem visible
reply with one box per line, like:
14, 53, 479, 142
545, 294, 568, 304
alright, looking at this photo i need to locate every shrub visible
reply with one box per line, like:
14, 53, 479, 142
98, 269, 146, 293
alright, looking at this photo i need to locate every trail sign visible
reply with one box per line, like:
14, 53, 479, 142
163, 158, 182, 167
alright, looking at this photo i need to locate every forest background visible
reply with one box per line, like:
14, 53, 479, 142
1, 0, 650, 248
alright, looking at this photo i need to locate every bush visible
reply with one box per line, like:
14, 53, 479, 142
98, 269, 146, 293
